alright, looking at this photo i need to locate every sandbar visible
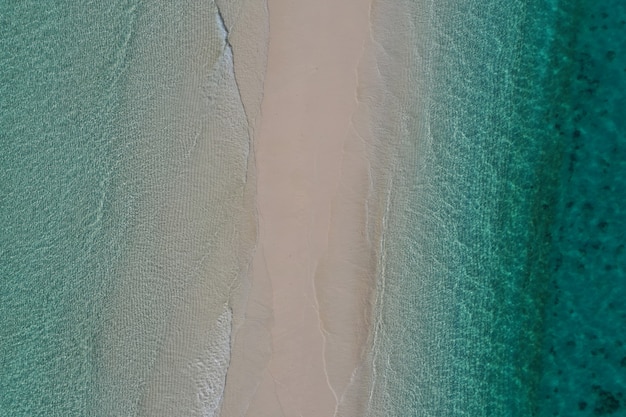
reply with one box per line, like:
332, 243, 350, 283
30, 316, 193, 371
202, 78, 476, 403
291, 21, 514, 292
221, 0, 380, 415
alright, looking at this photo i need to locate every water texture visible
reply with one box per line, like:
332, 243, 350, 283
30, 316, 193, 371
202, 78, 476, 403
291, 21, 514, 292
1, 1, 253, 415
537, 1, 626, 416
369, 0, 625, 415
1, 3, 139, 414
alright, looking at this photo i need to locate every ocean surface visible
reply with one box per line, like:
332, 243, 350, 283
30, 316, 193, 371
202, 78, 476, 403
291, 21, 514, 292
2, 0, 624, 416
369, 0, 626, 416
1, 1, 254, 415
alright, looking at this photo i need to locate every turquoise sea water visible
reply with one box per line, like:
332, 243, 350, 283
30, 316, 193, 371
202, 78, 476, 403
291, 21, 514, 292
538, 1, 626, 415
1, 1, 253, 415
2, 0, 624, 416
1, 3, 137, 413
370, 0, 625, 416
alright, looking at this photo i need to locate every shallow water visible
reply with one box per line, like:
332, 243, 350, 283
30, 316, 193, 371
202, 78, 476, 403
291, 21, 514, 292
0, 1, 253, 415
368, 0, 625, 415
1, 3, 139, 413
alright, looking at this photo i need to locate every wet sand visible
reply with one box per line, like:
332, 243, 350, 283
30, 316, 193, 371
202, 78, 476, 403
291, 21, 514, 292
221, 0, 379, 416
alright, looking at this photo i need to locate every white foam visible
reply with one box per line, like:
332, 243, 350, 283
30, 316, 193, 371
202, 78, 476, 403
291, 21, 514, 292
190, 308, 232, 417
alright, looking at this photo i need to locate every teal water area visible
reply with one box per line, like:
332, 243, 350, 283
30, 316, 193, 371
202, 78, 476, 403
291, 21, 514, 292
1, 1, 249, 415
367, 0, 618, 415
1, 2, 138, 414
537, 1, 626, 416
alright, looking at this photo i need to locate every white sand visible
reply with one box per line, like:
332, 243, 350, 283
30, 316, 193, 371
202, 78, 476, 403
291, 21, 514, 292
221, 0, 383, 415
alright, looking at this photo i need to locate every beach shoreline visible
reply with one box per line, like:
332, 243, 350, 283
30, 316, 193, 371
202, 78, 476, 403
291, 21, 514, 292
220, 0, 383, 415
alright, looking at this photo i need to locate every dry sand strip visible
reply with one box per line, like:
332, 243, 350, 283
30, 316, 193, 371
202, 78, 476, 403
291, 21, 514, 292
221, 0, 379, 416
